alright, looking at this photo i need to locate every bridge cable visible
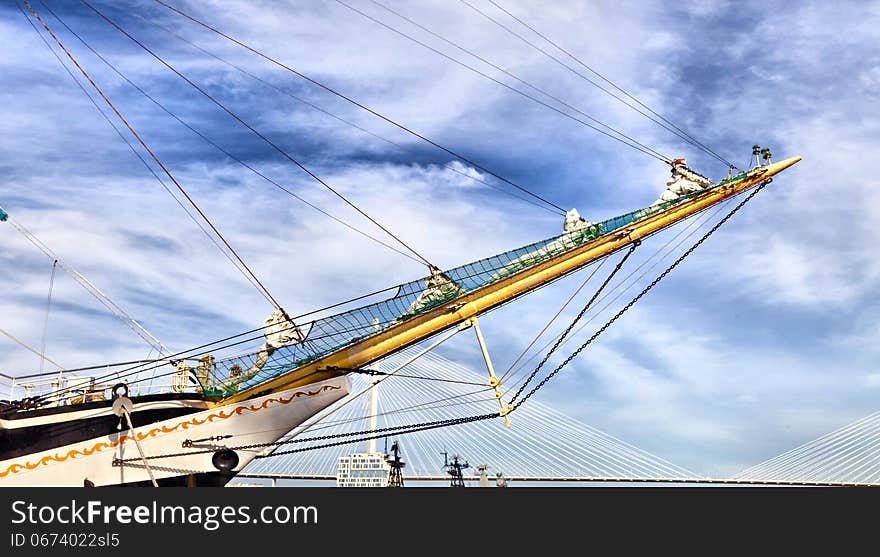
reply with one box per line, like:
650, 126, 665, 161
77, 0, 435, 270
149, 0, 568, 214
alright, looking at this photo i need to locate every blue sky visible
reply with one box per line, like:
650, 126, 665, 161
1, 0, 878, 476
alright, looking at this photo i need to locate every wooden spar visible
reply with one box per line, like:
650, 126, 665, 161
217, 156, 801, 406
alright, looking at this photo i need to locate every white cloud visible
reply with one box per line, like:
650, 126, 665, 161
2, 0, 879, 477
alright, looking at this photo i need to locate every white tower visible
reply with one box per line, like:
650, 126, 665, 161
336, 380, 390, 487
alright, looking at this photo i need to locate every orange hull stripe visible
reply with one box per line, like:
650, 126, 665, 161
0, 383, 341, 478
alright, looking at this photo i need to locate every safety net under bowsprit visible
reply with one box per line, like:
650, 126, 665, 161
197, 182, 728, 396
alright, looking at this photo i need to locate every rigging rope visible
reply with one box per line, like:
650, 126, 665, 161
512, 181, 768, 410
500, 255, 610, 381
131, 12, 562, 217
364, 0, 669, 166
38, 259, 57, 374
485, 0, 736, 169
16, 3, 270, 307
485, 0, 733, 167
10, 359, 160, 380
116, 179, 769, 464
0, 327, 64, 370
502, 196, 735, 394
21, 0, 283, 311
508, 241, 639, 404
37, 0, 423, 265
77, 0, 435, 270
334, 0, 672, 163
149, 0, 568, 215
462, 0, 736, 169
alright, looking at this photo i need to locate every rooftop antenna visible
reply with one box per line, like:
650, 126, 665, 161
386, 441, 405, 488
442, 452, 469, 487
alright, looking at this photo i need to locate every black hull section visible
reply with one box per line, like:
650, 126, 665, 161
0, 395, 206, 461
113, 471, 235, 488
0, 392, 211, 419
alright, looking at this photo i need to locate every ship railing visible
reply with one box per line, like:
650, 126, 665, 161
0, 371, 195, 407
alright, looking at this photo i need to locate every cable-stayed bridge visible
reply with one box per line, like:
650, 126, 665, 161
239, 347, 880, 486
243, 346, 694, 482
733, 411, 880, 485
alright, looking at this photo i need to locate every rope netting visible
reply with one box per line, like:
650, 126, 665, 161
195, 180, 738, 396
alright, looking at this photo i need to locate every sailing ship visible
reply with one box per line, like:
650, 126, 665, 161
0, 2, 800, 486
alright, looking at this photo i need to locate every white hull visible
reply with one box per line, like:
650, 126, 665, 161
0, 376, 350, 486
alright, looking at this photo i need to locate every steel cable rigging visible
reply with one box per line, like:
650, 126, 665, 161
76, 0, 436, 270
116, 178, 769, 464
148, 0, 568, 215
333, 0, 672, 164
462, 0, 738, 169
36, 0, 426, 265
485, 0, 733, 166
15, 2, 272, 307
131, 12, 563, 217
501, 196, 736, 394
21, 0, 283, 311
500, 254, 611, 380
510, 182, 768, 410
507, 240, 640, 405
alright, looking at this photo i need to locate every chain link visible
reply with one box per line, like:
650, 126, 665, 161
117, 181, 767, 465
509, 240, 640, 405
512, 181, 768, 410
115, 413, 497, 464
